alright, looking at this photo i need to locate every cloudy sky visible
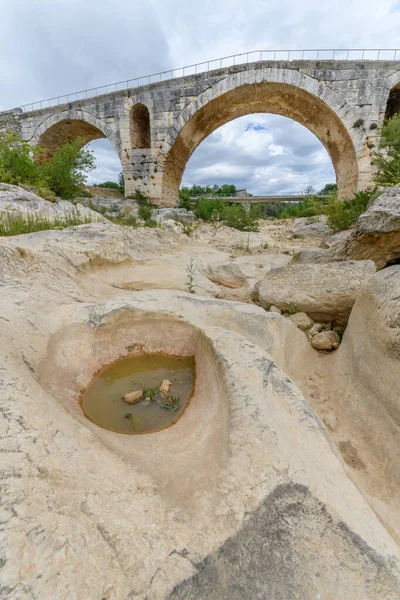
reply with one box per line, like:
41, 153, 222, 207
1, 0, 400, 194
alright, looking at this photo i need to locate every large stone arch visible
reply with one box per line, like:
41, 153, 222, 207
161, 69, 360, 204
31, 110, 121, 158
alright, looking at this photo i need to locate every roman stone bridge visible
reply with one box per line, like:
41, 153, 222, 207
1, 51, 400, 206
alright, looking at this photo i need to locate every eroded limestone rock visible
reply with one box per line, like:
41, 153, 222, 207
256, 260, 377, 325
323, 185, 400, 268
311, 330, 340, 351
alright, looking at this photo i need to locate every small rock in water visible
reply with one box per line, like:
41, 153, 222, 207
123, 390, 143, 404
311, 331, 340, 351
159, 379, 173, 397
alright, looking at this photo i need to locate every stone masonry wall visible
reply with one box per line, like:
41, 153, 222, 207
0, 60, 399, 206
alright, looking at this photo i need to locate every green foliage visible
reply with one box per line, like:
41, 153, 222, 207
276, 196, 328, 219
180, 221, 197, 236
109, 214, 138, 227
222, 204, 260, 232
142, 387, 157, 402
324, 189, 377, 233
92, 181, 120, 190
0, 208, 92, 236
353, 118, 364, 128
118, 172, 124, 193
373, 114, 400, 187
39, 138, 95, 199
185, 258, 198, 294
0, 131, 47, 189
138, 202, 152, 221
160, 395, 180, 412
144, 218, 158, 228
194, 198, 226, 221
369, 123, 378, 130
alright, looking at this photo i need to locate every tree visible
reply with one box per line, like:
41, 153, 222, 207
39, 138, 95, 199
373, 114, 400, 187
0, 131, 44, 187
118, 171, 124, 193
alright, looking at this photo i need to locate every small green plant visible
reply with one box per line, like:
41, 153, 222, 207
160, 395, 180, 412
287, 304, 298, 315
180, 221, 196, 236
0, 208, 93, 237
110, 214, 138, 227
369, 123, 378, 130
142, 387, 158, 402
353, 118, 364, 129
185, 258, 198, 294
138, 202, 152, 221
144, 218, 158, 228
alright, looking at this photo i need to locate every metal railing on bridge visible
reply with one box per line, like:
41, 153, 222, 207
18, 48, 400, 113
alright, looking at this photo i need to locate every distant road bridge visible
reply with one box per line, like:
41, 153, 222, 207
1, 48, 400, 206
189, 193, 327, 204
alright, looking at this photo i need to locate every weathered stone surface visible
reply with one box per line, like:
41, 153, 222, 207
311, 330, 340, 350
323, 186, 400, 268
291, 247, 328, 264
202, 261, 249, 288
287, 312, 315, 330
0, 217, 399, 599
2, 60, 399, 205
257, 260, 377, 324
293, 217, 331, 239
157, 207, 196, 222
0, 183, 105, 222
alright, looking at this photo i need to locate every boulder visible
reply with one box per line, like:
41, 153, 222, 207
0, 183, 105, 223
269, 305, 282, 314
323, 185, 400, 269
202, 261, 249, 288
287, 312, 315, 330
256, 261, 376, 325
309, 323, 324, 335
293, 218, 331, 239
291, 248, 328, 264
157, 208, 197, 223
311, 330, 340, 351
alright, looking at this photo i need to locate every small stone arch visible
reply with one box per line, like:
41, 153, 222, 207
130, 103, 151, 148
31, 110, 121, 157
385, 82, 400, 120
161, 75, 360, 205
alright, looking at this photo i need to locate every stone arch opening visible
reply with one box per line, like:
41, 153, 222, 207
385, 83, 400, 120
130, 103, 151, 148
161, 82, 359, 205
38, 119, 107, 153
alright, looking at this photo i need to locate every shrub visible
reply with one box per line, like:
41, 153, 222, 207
324, 189, 377, 233
138, 202, 153, 221
222, 204, 260, 232
144, 219, 158, 228
373, 114, 400, 187
39, 138, 95, 199
353, 118, 364, 128
0, 131, 47, 189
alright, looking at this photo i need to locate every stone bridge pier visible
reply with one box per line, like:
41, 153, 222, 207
1, 59, 400, 206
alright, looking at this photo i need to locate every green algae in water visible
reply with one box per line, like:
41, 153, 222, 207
82, 354, 195, 434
